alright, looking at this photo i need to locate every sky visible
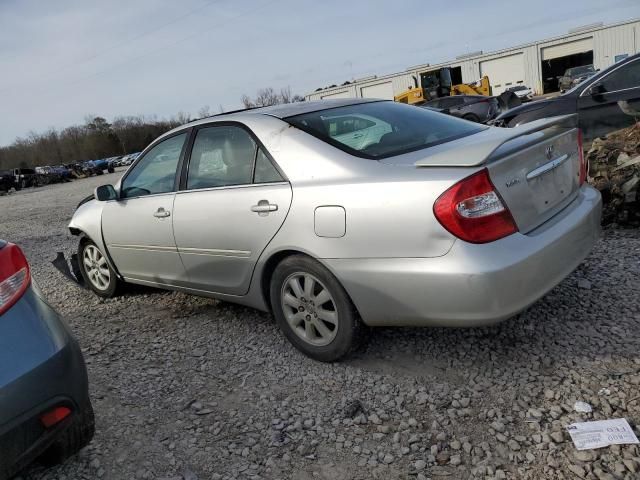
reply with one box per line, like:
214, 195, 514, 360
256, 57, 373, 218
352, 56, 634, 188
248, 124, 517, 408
0, 0, 638, 146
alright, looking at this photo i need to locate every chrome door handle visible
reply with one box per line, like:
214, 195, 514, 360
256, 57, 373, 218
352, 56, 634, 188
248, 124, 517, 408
251, 200, 278, 214
153, 208, 170, 218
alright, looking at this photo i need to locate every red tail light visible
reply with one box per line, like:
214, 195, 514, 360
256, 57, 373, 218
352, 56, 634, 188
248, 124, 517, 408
40, 406, 72, 428
433, 169, 518, 244
578, 129, 587, 185
0, 243, 31, 316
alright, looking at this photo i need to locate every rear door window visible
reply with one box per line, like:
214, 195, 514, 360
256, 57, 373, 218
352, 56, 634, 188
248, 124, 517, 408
254, 148, 284, 183
187, 126, 256, 189
286, 101, 484, 159
600, 59, 640, 92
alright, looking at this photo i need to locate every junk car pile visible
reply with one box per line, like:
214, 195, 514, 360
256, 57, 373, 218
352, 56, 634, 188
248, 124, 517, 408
587, 122, 640, 225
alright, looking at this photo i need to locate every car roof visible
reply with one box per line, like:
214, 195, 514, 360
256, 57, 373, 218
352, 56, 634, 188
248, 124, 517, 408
186, 98, 386, 124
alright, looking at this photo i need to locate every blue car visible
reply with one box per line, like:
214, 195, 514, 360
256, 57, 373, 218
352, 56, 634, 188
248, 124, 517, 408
0, 241, 94, 479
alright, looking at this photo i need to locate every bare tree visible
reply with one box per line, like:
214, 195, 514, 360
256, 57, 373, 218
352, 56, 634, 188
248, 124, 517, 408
241, 86, 304, 108
197, 105, 211, 118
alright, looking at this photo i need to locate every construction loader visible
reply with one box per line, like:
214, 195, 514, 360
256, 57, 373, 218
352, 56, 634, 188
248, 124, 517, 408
394, 67, 520, 114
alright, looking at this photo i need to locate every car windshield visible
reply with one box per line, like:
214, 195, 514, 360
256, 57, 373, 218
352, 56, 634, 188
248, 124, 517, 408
568, 65, 594, 76
285, 101, 484, 159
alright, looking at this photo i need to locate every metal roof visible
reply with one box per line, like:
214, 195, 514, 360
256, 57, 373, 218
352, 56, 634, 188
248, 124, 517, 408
187, 98, 384, 124
250, 98, 384, 118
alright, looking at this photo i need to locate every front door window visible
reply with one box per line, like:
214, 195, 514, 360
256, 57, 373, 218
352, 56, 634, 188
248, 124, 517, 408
121, 133, 186, 198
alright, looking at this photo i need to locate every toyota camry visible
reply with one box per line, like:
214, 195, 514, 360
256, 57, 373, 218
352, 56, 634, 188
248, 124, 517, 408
68, 99, 601, 361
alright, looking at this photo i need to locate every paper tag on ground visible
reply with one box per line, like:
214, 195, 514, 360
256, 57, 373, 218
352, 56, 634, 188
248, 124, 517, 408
566, 419, 639, 450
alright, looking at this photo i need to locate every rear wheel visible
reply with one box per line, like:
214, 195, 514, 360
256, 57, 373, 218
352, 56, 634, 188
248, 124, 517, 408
78, 240, 119, 297
270, 255, 360, 362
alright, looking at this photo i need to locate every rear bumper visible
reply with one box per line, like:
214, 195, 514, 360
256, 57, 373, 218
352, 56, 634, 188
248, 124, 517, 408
0, 287, 91, 478
325, 185, 601, 327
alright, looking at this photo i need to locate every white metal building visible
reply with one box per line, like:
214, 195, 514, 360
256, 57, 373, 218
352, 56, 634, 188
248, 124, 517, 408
305, 18, 640, 100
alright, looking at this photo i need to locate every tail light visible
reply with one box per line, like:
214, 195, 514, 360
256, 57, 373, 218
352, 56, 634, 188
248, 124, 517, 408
577, 129, 587, 185
0, 243, 31, 316
433, 169, 518, 244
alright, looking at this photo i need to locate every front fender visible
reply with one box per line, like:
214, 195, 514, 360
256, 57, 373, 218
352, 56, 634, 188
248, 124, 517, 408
68, 199, 121, 278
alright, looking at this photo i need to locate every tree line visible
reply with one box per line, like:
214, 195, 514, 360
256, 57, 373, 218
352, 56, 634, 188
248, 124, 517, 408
0, 86, 304, 170
0, 114, 189, 170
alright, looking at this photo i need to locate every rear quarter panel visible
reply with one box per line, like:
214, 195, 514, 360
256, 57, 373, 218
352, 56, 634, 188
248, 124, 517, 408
243, 119, 466, 260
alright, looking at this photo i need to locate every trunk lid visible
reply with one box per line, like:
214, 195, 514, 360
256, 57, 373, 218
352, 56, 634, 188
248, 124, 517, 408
485, 119, 580, 233
407, 114, 580, 234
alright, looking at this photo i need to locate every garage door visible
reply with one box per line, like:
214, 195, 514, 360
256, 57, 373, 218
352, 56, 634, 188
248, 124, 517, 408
360, 81, 394, 99
320, 90, 352, 99
541, 37, 594, 61
480, 53, 526, 95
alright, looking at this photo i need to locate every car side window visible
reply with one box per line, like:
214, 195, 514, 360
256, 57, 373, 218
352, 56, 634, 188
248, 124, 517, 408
254, 148, 283, 183
121, 133, 186, 199
187, 126, 256, 189
600, 59, 640, 92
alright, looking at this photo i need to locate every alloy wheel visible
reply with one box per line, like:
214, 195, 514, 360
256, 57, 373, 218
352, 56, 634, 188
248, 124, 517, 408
280, 272, 339, 346
83, 244, 110, 291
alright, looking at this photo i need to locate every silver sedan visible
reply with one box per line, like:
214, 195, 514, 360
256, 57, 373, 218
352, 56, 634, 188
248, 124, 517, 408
69, 99, 601, 361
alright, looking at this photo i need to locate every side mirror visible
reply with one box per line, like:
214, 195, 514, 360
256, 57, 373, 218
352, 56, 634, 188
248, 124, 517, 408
94, 184, 117, 201
587, 83, 605, 96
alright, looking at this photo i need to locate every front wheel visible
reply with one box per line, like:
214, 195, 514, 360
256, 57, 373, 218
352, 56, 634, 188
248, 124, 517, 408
270, 255, 360, 362
78, 240, 119, 297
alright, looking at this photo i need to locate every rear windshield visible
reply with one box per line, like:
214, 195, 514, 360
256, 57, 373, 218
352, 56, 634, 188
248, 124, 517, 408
285, 101, 484, 159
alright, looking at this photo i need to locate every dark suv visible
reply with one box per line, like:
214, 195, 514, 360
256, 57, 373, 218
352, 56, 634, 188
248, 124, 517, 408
493, 53, 640, 140
558, 64, 597, 92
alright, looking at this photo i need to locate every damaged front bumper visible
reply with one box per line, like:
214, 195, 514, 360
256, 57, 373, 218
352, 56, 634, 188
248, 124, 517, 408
52, 252, 85, 288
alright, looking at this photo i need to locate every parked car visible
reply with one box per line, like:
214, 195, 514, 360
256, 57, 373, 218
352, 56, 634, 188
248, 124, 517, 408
0, 170, 16, 193
51, 165, 72, 179
12, 168, 38, 190
506, 85, 534, 102
33, 166, 68, 185
0, 241, 94, 479
421, 95, 500, 123
120, 152, 140, 166
492, 53, 640, 140
69, 99, 601, 361
558, 64, 597, 92
91, 159, 115, 174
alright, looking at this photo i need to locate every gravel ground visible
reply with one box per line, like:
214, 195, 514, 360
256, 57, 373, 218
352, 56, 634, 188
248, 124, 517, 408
2, 172, 640, 480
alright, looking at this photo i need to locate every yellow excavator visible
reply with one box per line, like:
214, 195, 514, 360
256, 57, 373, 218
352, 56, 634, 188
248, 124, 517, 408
394, 67, 491, 105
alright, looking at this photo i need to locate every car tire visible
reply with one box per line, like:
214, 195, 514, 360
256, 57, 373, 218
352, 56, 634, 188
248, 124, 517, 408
463, 113, 481, 123
78, 240, 119, 298
39, 402, 95, 466
270, 255, 361, 362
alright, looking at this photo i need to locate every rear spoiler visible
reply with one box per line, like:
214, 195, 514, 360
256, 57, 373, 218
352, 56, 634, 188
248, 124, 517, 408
414, 114, 578, 167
